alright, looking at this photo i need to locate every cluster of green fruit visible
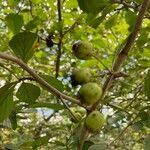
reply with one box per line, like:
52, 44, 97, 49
71, 41, 106, 132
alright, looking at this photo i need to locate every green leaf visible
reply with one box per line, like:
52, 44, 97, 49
105, 14, 118, 29
132, 121, 143, 131
9, 31, 37, 62
29, 102, 64, 110
139, 109, 150, 128
87, 5, 117, 28
82, 141, 94, 150
77, 0, 109, 14
0, 84, 14, 123
144, 135, 150, 150
88, 143, 106, 150
8, 0, 20, 6
144, 72, 150, 99
25, 16, 41, 30
40, 74, 64, 92
32, 0, 41, 4
4, 143, 18, 150
125, 10, 137, 31
9, 110, 17, 130
16, 82, 41, 104
5, 13, 24, 34
32, 136, 49, 149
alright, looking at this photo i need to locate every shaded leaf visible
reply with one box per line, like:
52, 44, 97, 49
25, 16, 41, 30
82, 140, 94, 150
139, 109, 150, 128
4, 143, 18, 150
105, 14, 118, 29
9, 110, 17, 130
16, 82, 41, 104
125, 10, 137, 31
40, 74, 64, 92
132, 121, 143, 131
5, 13, 24, 34
9, 32, 37, 62
87, 5, 118, 28
77, 0, 109, 14
0, 84, 14, 122
32, 136, 49, 149
144, 72, 150, 99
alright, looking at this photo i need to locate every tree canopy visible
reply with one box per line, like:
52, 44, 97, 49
0, 0, 150, 149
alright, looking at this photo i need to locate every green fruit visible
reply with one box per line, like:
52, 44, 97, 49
79, 82, 102, 105
85, 111, 106, 132
72, 41, 93, 60
72, 68, 91, 85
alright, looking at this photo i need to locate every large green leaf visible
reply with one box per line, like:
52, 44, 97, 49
40, 74, 64, 92
25, 16, 42, 30
0, 84, 14, 123
125, 10, 137, 31
86, 4, 118, 28
144, 72, 150, 99
9, 32, 37, 62
5, 13, 24, 34
16, 82, 41, 104
77, 0, 110, 14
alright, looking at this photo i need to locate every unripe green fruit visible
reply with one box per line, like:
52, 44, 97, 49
85, 111, 106, 132
79, 82, 102, 105
72, 41, 93, 60
72, 68, 91, 85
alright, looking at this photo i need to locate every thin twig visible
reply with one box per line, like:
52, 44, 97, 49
60, 96, 79, 122
92, 54, 110, 71
107, 115, 138, 147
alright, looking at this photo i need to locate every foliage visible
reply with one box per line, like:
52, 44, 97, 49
0, 0, 150, 150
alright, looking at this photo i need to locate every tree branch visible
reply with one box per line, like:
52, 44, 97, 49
93, 0, 150, 110
55, 0, 63, 78
78, 0, 150, 149
0, 53, 80, 105
77, 126, 89, 150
